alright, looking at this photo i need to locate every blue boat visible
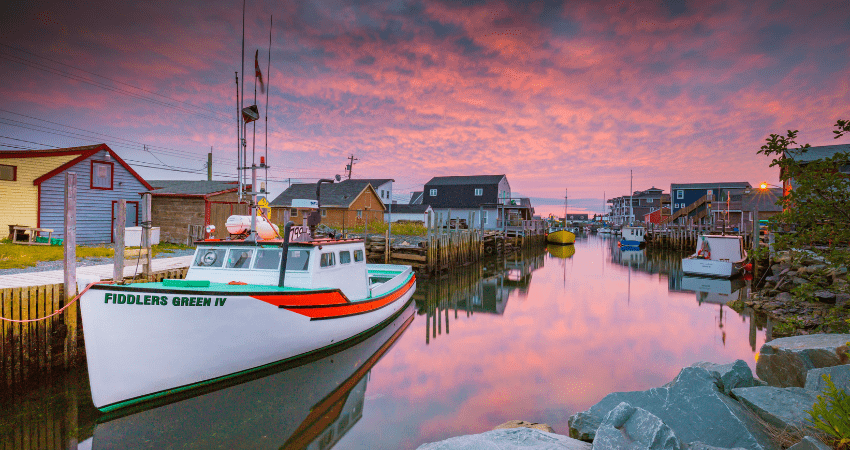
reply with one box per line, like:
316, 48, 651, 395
619, 225, 646, 248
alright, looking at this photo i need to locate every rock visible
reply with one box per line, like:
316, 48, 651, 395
813, 291, 836, 304
591, 402, 681, 450
837, 293, 850, 306
730, 386, 820, 430
756, 334, 850, 387
568, 367, 778, 449
416, 427, 591, 450
691, 360, 756, 394
494, 420, 556, 433
786, 436, 831, 450
774, 292, 793, 304
792, 277, 808, 286
686, 443, 747, 450
804, 364, 850, 395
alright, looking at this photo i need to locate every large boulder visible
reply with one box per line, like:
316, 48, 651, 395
691, 360, 757, 394
416, 427, 591, 450
494, 420, 556, 433
686, 443, 747, 450
730, 386, 820, 430
568, 367, 778, 450
756, 334, 850, 387
591, 402, 681, 450
804, 364, 850, 395
786, 436, 831, 450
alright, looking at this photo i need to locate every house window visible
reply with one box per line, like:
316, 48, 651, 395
320, 252, 335, 268
676, 190, 683, 199
429, 189, 437, 196
354, 249, 364, 262
482, 210, 488, 225
0, 164, 16, 181
339, 251, 351, 264
474, 188, 483, 196
357, 210, 362, 218
291, 208, 298, 216
321, 209, 327, 217
91, 161, 113, 189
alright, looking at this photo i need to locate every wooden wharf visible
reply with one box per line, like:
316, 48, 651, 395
0, 256, 193, 390
645, 223, 757, 252
365, 212, 547, 274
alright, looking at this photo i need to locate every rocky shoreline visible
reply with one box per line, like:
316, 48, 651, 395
728, 251, 849, 338
416, 334, 850, 450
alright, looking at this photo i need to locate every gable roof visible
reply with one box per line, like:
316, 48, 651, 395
670, 182, 752, 190
409, 191, 423, 204
270, 180, 385, 209
784, 144, 850, 163
148, 180, 242, 197
351, 178, 394, 186
0, 143, 153, 190
425, 175, 506, 186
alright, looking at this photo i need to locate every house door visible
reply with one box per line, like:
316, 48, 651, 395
111, 201, 139, 243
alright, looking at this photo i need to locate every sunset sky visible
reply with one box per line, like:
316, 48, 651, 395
1, 0, 848, 215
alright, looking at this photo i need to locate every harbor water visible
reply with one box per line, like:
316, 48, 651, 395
0, 233, 768, 449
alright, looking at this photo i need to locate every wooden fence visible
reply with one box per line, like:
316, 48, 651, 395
0, 267, 188, 390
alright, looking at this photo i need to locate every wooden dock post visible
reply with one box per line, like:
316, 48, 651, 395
113, 200, 126, 282
64, 173, 78, 368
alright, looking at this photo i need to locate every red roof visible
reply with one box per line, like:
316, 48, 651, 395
0, 143, 153, 190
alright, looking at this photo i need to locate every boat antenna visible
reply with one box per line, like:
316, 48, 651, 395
235, 71, 240, 200
265, 15, 272, 200
629, 170, 633, 226
240, 0, 246, 202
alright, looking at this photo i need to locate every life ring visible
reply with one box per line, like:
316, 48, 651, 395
697, 249, 710, 259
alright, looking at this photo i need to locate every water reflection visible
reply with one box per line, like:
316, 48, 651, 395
416, 250, 546, 344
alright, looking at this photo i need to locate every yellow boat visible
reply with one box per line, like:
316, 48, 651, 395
546, 229, 575, 245
547, 243, 576, 258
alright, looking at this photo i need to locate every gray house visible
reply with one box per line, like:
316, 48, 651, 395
0, 144, 152, 244
422, 175, 532, 229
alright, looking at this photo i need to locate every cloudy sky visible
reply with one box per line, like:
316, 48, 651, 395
1, 0, 848, 215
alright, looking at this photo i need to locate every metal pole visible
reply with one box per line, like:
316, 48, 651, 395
278, 221, 294, 287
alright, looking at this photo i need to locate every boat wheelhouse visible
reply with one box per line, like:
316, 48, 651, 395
681, 235, 748, 278
619, 225, 646, 249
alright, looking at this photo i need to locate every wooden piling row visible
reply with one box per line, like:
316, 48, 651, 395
646, 223, 755, 252
0, 266, 189, 390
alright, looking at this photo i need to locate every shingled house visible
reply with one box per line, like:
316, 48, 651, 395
148, 180, 248, 244
269, 180, 384, 228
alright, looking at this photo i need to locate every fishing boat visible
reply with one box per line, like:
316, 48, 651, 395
546, 227, 575, 245
78, 24, 416, 411
681, 235, 748, 278
619, 225, 646, 248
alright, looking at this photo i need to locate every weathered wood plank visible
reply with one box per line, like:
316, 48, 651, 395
20, 287, 29, 380
37, 285, 46, 370
29, 286, 37, 373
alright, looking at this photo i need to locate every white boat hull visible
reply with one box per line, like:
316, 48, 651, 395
681, 257, 741, 278
80, 274, 415, 411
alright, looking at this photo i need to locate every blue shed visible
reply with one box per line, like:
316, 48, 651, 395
1, 144, 153, 244
670, 182, 752, 216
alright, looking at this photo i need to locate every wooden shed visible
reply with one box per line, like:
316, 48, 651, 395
0, 144, 152, 244
147, 180, 249, 244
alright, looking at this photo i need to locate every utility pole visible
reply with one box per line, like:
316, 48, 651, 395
345, 154, 358, 179
208, 146, 213, 181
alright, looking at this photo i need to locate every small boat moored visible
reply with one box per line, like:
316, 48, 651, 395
546, 228, 576, 245
681, 235, 748, 278
618, 225, 646, 249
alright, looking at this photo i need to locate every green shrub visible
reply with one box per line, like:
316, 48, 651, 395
806, 372, 850, 449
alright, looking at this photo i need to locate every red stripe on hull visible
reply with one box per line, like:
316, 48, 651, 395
251, 291, 349, 307
284, 276, 415, 320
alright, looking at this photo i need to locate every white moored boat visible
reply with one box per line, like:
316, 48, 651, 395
681, 235, 748, 278
81, 230, 416, 412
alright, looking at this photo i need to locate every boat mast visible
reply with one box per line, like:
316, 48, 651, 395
629, 170, 634, 225
239, 0, 246, 203
564, 188, 567, 227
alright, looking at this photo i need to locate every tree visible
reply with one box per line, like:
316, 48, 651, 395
757, 120, 850, 266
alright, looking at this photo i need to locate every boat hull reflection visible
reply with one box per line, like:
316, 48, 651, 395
85, 303, 416, 450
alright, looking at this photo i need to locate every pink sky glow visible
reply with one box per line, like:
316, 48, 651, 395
1, 0, 848, 215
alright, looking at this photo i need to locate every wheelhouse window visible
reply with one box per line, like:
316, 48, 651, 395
254, 248, 282, 270
286, 249, 311, 271
339, 251, 351, 264
0, 164, 16, 181
226, 249, 255, 269
320, 252, 335, 268
91, 160, 113, 190
193, 248, 226, 267
353, 249, 364, 262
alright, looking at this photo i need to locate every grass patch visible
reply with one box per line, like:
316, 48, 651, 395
338, 222, 427, 236
0, 242, 195, 269
0, 242, 113, 269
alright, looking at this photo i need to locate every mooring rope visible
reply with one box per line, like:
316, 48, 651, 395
0, 280, 113, 323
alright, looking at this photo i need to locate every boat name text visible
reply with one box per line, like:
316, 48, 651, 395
103, 293, 228, 307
